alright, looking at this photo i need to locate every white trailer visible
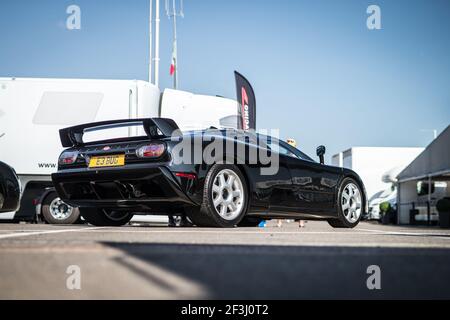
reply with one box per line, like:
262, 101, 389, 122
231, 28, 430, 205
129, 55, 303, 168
160, 88, 240, 130
0, 77, 239, 222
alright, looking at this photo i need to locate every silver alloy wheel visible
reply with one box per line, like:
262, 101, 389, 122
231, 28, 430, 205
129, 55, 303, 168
212, 169, 245, 221
49, 197, 74, 221
341, 182, 362, 223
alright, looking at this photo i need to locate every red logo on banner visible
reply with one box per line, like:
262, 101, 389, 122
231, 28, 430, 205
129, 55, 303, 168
241, 87, 250, 131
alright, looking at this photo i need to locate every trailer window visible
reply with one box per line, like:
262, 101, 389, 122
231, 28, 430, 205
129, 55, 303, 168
32, 92, 103, 125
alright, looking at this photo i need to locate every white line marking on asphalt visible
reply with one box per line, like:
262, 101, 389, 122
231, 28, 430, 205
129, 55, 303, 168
1, 227, 448, 239
0, 227, 106, 240
358, 228, 404, 233
68, 229, 387, 236
69, 228, 450, 239
357, 228, 450, 239
0, 229, 67, 233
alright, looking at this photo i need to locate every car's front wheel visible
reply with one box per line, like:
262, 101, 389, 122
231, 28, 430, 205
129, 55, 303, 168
80, 208, 133, 227
328, 177, 364, 228
187, 164, 248, 228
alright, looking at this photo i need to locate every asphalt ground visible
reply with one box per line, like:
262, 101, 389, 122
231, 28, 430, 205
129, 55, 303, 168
1, 220, 450, 299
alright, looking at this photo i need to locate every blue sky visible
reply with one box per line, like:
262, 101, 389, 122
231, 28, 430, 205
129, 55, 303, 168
0, 0, 449, 160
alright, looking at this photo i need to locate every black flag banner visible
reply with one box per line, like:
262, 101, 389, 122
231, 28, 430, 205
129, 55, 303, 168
234, 71, 256, 130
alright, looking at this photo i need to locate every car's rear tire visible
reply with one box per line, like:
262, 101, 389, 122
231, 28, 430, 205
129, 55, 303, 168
41, 192, 80, 225
80, 208, 133, 227
327, 177, 363, 228
186, 164, 249, 228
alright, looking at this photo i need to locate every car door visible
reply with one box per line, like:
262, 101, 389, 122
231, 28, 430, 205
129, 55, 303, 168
276, 141, 341, 216
252, 138, 297, 215
265, 152, 298, 214
287, 160, 340, 215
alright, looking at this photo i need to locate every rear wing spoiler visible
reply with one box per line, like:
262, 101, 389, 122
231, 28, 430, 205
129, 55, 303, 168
59, 118, 179, 148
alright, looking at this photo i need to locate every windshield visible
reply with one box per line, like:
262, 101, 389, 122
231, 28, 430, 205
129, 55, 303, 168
279, 140, 315, 162
257, 134, 315, 162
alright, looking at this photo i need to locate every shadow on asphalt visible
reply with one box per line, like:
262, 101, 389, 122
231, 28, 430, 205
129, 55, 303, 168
102, 242, 450, 299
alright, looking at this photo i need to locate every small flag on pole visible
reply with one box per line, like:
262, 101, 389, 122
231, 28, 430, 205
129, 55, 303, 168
170, 41, 177, 76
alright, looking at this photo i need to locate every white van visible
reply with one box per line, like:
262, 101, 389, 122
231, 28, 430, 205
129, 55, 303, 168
368, 188, 397, 220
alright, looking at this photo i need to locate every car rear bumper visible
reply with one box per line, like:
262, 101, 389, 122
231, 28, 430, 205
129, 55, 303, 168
51, 164, 197, 212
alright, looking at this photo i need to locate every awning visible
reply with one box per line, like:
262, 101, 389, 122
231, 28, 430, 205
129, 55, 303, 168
397, 125, 450, 183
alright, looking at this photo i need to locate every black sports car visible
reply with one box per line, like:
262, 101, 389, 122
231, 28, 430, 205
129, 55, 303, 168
52, 118, 367, 228
0, 161, 21, 213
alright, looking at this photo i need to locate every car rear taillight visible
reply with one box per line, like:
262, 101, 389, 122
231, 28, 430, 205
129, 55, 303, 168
58, 151, 78, 165
136, 143, 166, 158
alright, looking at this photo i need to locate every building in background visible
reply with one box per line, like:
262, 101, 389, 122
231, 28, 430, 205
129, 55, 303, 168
332, 147, 424, 201
397, 125, 450, 225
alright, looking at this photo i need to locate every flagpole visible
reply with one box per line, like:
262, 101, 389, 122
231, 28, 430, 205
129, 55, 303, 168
172, 0, 178, 89
149, 0, 153, 84
155, 0, 160, 88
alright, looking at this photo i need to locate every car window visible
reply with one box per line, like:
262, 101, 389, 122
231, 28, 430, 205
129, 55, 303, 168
290, 146, 314, 162
269, 141, 299, 158
255, 134, 315, 162
277, 140, 315, 162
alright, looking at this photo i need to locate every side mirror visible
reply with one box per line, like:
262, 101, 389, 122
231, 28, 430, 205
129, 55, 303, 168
316, 145, 326, 164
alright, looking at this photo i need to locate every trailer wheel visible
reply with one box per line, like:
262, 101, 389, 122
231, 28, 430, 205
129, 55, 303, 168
41, 192, 80, 225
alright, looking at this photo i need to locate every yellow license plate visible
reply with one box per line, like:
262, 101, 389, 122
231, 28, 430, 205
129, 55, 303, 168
89, 154, 125, 168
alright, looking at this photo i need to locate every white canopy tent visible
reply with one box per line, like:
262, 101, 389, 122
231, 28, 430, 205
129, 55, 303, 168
397, 125, 450, 224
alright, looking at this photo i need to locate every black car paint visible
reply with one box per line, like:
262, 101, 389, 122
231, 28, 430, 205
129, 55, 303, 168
0, 161, 21, 213
52, 126, 367, 221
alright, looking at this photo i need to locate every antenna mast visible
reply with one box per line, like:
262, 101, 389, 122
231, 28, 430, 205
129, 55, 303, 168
149, 0, 161, 87
166, 0, 184, 89
149, 0, 153, 83
155, 0, 161, 87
